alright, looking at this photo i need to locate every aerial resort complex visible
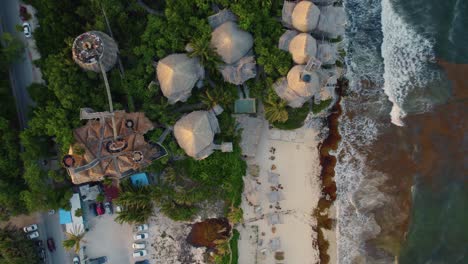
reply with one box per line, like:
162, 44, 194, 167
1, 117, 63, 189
1, 0, 347, 263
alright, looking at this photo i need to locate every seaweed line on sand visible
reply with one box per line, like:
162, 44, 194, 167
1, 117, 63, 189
314, 78, 346, 264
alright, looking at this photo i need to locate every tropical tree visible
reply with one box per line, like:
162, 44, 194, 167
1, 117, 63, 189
62, 225, 85, 253
264, 91, 288, 124
227, 206, 243, 225
114, 184, 154, 224
0, 33, 24, 67
0, 225, 40, 263
187, 35, 222, 74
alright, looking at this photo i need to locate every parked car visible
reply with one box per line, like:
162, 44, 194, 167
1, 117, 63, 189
39, 248, 46, 261
23, 224, 38, 233
135, 261, 150, 264
88, 256, 107, 264
132, 250, 147, 258
46, 238, 55, 252
73, 256, 80, 264
48, 209, 55, 215
115, 205, 122, 213
19, 5, 27, 21
27, 231, 39, 239
104, 202, 113, 215
35, 240, 43, 247
134, 224, 148, 232
132, 242, 146, 249
96, 202, 105, 215
133, 233, 148, 240
22, 22, 32, 38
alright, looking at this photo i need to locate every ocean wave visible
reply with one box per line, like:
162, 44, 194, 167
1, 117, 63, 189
381, 0, 438, 126
338, 0, 388, 262
335, 103, 384, 263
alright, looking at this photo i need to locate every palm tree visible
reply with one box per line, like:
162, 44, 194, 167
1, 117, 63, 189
62, 225, 85, 253
114, 185, 155, 224
187, 36, 222, 73
264, 93, 289, 124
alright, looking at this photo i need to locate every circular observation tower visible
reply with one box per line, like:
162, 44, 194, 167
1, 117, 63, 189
72, 31, 118, 72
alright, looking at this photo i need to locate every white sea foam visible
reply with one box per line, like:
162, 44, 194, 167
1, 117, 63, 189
335, 106, 383, 263
381, 0, 436, 126
338, 0, 388, 262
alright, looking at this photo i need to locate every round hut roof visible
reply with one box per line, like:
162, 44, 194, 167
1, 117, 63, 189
211, 21, 253, 64
291, 1, 321, 32
288, 33, 317, 64
174, 111, 215, 158
156, 54, 202, 104
287, 65, 320, 98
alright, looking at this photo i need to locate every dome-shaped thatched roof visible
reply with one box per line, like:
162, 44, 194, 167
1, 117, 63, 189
274, 65, 320, 108
287, 65, 320, 98
291, 1, 321, 32
288, 33, 317, 64
211, 21, 253, 64
174, 111, 219, 159
156, 54, 203, 104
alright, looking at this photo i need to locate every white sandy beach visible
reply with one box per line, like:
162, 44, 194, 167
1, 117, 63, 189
238, 117, 334, 264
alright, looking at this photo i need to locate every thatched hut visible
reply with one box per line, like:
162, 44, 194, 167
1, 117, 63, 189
288, 33, 317, 64
211, 21, 254, 64
291, 1, 321, 33
273, 65, 320, 108
174, 111, 220, 160
156, 54, 204, 104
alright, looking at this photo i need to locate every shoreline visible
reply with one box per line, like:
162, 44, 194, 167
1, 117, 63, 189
238, 117, 322, 264
315, 79, 345, 263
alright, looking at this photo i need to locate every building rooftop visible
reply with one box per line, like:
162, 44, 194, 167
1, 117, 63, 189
156, 53, 204, 104
72, 32, 104, 65
64, 111, 166, 184
130, 172, 150, 187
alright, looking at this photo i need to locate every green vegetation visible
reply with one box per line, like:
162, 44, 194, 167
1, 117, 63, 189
264, 90, 289, 124
312, 99, 332, 114
114, 183, 155, 224
219, 229, 240, 264
273, 105, 310, 130
0, 33, 29, 220
0, 33, 24, 67
0, 225, 41, 263
62, 226, 85, 253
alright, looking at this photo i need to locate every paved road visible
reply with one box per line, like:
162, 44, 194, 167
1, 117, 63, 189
1, 1, 69, 264
0, 0, 34, 130
38, 212, 72, 264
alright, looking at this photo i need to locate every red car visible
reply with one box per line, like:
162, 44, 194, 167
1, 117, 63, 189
96, 203, 105, 215
47, 238, 55, 252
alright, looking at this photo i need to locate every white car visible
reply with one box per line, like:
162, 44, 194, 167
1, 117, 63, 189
132, 242, 146, 249
23, 224, 38, 233
27, 231, 39, 239
73, 256, 80, 264
132, 250, 147, 258
22, 22, 32, 38
134, 224, 148, 232
133, 233, 148, 240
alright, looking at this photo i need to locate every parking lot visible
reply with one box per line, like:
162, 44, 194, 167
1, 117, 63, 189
83, 212, 134, 264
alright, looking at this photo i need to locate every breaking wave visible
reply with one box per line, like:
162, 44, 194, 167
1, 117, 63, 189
381, 0, 439, 126
338, 0, 388, 262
